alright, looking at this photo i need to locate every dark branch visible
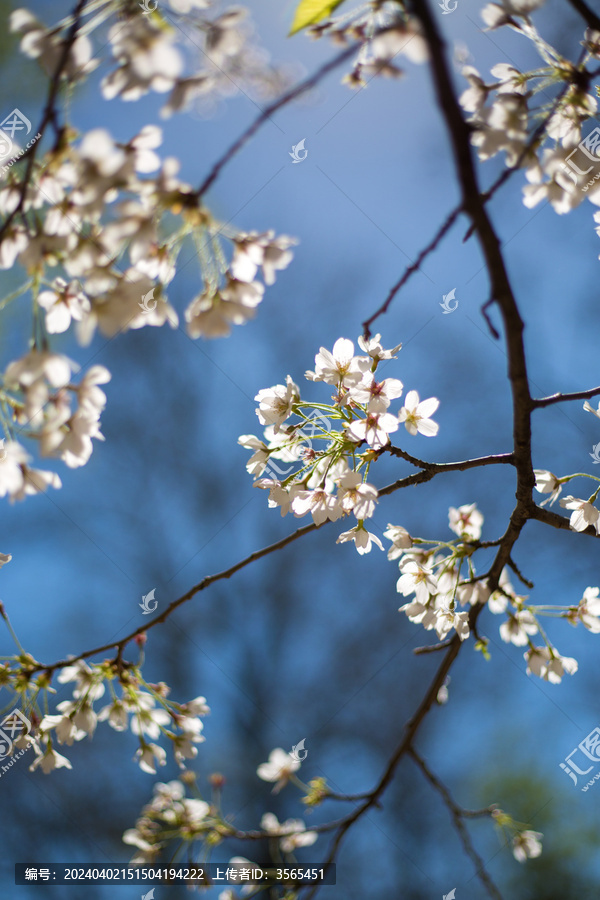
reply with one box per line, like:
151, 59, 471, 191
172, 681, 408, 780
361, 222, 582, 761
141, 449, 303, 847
533, 386, 600, 408
409, 748, 504, 900
565, 0, 600, 31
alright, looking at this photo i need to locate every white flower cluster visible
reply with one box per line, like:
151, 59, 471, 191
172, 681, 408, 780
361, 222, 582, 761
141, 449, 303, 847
306, 2, 428, 88
123, 779, 212, 863
186, 230, 295, 338
261, 812, 317, 853
0, 353, 110, 497
122, 754, 317, 866
387, 501, 589, 681
459, 3, 600, 260
0, 4, 296, 502
390, 504, 485, 644
21, 660, 209, 775
534, 467, 600, 534
13, 2, 284, 117
239, 335, 440, 554
0, 122, 294, 344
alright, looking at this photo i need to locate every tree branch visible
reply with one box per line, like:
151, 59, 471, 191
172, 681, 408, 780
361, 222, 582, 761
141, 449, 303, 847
0, 0, 89, 242
565, 0, 600, 31
409, 748, 504, 900
533, 386, 600, 408
194, 43, 359, 200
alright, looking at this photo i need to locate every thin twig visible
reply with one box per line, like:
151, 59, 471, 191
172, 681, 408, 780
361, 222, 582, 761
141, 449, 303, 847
0, 0, 89, 242
532, 385, 600, 408
507, 556, 534, 589
409, 748, 504, 900
362, 205, 461, 337
194, 43, 359, 200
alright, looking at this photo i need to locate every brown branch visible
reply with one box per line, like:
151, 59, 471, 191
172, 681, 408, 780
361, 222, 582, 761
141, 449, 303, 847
383, 449, 514, 476
194, 43, 359, 200
530, 504, 600, 536
364, 43, 578, 335
362, 205, 461, 337
0, 0, 89, 242
21, 450, 519, 675
413, 637, 454, 655
304, 630, 466, 900
565, 0, 600, 31
507, 555, 534, 589
409, 748, 504, 900
533, 385, 600, 408
409, 0, 535, 587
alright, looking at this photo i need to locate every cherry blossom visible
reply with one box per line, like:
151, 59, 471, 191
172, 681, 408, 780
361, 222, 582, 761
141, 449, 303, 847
349, 374, 404, 413
336, 524, 384, 555
255, 376, 300, 429
512, 830, 543, 863
357, 333, 402, 363
136, 742, 167, 775
397, 559, 438, 604
533, 469, 562, 506
448, 503, 483, 540
499, 610, 538, 646
398, 390, 439, 436
231, 231, 296, 286
257, 748, 301, 793
38, 279, 90, 334
571, 586, 600, 632
337, 472, 378, 520
306, 338, 366, 387
384, 524, 413, 560
524, 646, 578, 683
559, 495, 600, 533
291, 488, 342, 526
347, 411, 399, 449
260, 813, 318, 852
29, 743, 73, 774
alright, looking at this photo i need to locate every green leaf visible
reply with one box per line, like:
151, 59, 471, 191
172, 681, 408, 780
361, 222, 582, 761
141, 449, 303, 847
289, 0, 346, 35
